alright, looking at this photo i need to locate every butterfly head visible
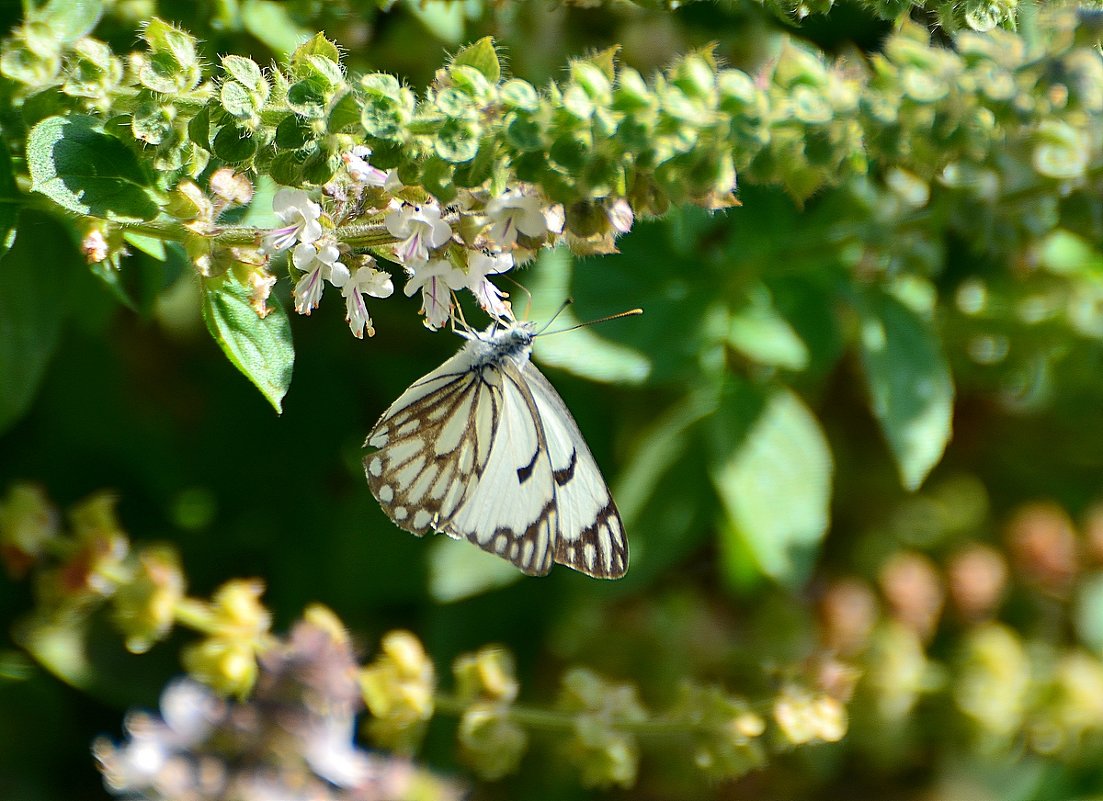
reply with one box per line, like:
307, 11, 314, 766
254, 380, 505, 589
458, 319, 537, 367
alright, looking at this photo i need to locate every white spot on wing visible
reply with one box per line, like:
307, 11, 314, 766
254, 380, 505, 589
379, 485, 394, 503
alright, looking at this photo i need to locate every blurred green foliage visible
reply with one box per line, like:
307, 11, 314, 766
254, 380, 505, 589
3, 0, 1103, 799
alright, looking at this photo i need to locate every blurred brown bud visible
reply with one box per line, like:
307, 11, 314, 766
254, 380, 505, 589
809, 655, 861, 703
948, 544, 1008, 621
1081, 502, 1103, 566
878, 551, 944, 641
209, 168, 254, 207
1006, 501, 1079, 592
819, 578, 878, 655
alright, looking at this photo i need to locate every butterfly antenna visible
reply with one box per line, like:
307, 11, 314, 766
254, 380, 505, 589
534, 298, 575, 335
501, 273, 533, 320
542, 307, 643, 336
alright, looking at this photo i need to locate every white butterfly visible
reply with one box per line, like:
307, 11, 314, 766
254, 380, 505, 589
363, 319, 628, 578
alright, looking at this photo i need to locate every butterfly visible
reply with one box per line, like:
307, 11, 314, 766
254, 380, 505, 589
363, 318, 628, 578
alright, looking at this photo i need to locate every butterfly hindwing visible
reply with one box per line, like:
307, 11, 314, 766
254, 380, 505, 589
435, 359, 557, 575
523, 363, 628, 579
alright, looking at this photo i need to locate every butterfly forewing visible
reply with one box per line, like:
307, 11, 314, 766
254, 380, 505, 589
365, 352, 494, 534
524, 363, 628, 578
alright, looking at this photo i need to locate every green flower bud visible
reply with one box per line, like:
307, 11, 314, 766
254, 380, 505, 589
571, 62, 612, 103
672, 54, 716, 100
458, 703, 527, 779
139, 18, 201, 93
1033, 120, 1090, 180
671, 683, 766, 780
0, 484, 58, 574
571, 716, 639, 789
62, 39, 123, 101
614, 68, 654, 112
132, 100, 175, 145
500, 79, 538, 111
448, 65, 494, 103
0, 33, 61, 85
559, 668, 648, 788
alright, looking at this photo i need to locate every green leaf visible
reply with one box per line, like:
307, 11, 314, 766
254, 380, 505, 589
404, 0, 466, 43
0, 212, 71, 433
212, 123, 258, 163
27, 115, 160, 222
1075, 572, 1103, 656
727, 283, 809, 371
710, 382, 833, 588
0, 138, 19, 258
241, 0, 312, 58
288, 32, 341, 76
611, 387, 720, 585
427, 537, 524, 602
221, 55, 266, 93
856, 286, 954, 491
200, 272, 294, 413
451, 37, 501, 84
527, 248, 651, 384
28, 0, 103, 45
122, 231, 167, 261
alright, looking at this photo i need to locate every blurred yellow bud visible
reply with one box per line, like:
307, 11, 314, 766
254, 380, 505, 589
360, 630, 435, 753
112, 545, 185, 654
453, 646, 518, 704
183, 635, 259, 698
773, 686, 848, 745
0, 483, 58, 575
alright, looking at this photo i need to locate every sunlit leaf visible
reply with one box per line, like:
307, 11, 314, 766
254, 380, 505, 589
1076, 573, 1103, 656
201, 271, 294, 413
28, 115, 160, 222
727, 283, 809, 371
528, 248, 651, 385
711, 381, 833, 588
427, 537, 523, 602
856, 285, 954, 491
451, 37, 500, 84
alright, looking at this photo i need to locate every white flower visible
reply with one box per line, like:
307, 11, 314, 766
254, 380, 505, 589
466, 250, 514, 318
606, 197, 635, 234
260, 188, 323, 255
342, 146, 389, 188
303, 717, 373, 788
82, 228, 109, 263
384, 169, 404, 193
405, 259, 468, 330
342, 261, 394, 338
385, 202, 452, 265
292, 241, 350, 315
485, 188, 549, 247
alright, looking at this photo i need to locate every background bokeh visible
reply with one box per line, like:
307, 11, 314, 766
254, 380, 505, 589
4, 1, 1103, 799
